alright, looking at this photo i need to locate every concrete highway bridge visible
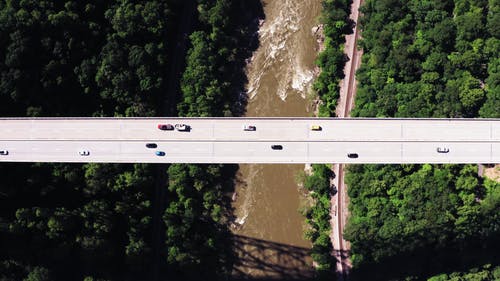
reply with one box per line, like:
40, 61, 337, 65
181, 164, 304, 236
0, 117, 499, 164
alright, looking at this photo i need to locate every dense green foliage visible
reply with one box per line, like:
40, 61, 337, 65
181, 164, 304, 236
343, 0, 500, 280
0, 162, 156, 280
0, 0, 169, 117
163, 163, 234, 279
178, 0, 258, 117
303, 164, 336, 279
345, 165, 500, 279
352, 0, 499, 118
0, 0, 172, 279
427, 264, 500, 281
313, 0, 353, 117
0, 0, 261, 280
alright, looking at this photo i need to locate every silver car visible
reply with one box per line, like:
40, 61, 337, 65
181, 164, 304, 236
175, 124, 190, 131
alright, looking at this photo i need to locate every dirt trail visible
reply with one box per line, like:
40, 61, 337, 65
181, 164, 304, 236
330, 0, 364, 279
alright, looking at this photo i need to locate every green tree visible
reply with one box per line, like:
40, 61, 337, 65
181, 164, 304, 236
23, 267, 50, 281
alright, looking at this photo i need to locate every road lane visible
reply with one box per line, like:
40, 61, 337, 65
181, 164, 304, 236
0, 118, 498, 163
0, 140, 497, 163
402, 120, 491, 141
403, 142, 492, 163
1, 118, 499, 141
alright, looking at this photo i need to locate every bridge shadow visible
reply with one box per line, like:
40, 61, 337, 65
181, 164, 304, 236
231, 235, 316, 280
230, 235, 349, 280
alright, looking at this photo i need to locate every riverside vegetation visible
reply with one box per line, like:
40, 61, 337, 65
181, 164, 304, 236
301, 0, 353, 280
0, 0, 261, 280
343, 0, 500, 280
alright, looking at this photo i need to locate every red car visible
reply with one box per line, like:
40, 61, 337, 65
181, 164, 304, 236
158, 124, 174, 130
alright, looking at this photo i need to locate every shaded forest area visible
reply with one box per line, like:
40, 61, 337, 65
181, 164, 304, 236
0, 0, 263, 280
343, 0, 500, 280
427, 264, 500, 280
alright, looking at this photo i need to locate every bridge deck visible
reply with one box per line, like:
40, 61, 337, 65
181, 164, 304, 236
0, 118, 498, 163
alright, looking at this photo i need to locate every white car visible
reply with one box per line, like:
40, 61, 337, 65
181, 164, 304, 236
0, 150, 8, 155
175, 124, 190, 131
79, 150, 90, 156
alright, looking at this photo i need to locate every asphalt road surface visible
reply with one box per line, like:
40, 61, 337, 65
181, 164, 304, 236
0, 118, 498, 163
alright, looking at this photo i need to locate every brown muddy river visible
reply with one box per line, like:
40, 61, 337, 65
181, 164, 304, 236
231, 0, 322, 279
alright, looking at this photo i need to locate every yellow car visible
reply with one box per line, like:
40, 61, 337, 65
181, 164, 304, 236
311, 125, 322, 131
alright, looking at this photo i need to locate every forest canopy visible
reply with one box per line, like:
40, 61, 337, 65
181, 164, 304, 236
0, 0, 261, 280
344, 0, 500, 280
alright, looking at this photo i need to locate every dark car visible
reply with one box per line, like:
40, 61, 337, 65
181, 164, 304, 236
158, 124, 174, 130
0, 150, 8, 155
243, 125, 256, 131
436, 147, 449, 153
347, 153, 358, 158
78, 150, 90, 156
155, 151, 166, 156
271, 145, 283, 150
146, 143, 157, 149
